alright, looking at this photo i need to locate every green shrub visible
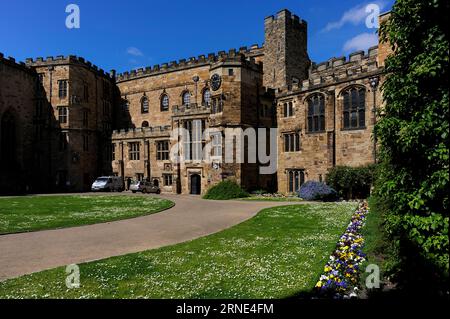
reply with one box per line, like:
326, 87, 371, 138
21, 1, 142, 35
203, 180, 250, 200
326, 165, 377, 200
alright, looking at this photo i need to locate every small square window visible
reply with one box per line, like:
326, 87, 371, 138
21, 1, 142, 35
228, 69, 234, 76
129, 142, 140, 161
58, 106, 68, 124
157, 140, 170, 161
164, 174, 173, 186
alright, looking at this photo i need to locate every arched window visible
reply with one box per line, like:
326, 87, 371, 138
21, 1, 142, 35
141, 96, 149, 113
0, 111, 16, 165
161, 94, 169, 112
142, 121, 149, 128
182, 91, 191, 107
343, 87, 366, 129
307, 94, 325, 132
203, 89, 211, 106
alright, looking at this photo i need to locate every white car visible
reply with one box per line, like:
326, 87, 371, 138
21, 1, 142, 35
129, 180, 161, 194
91, 176, 124, 192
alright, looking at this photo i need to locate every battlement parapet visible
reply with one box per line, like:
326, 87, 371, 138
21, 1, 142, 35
307, 46, 379, 84
275, 46, 382, 96
309, 46, 379, 73
0, 52, 36, 74
116, 47, 264, 82
24, 55, 115, 80
112, 125, 172, 139
264, 9, 307, 29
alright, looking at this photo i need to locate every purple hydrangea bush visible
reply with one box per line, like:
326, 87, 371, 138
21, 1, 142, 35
298, 181, 338, 201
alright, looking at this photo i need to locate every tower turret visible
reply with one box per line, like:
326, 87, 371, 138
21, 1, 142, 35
263, 9, 310, 89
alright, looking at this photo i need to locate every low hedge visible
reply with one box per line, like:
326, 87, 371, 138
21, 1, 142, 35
203, 180, 250, 200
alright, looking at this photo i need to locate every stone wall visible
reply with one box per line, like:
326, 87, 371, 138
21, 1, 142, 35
25, 55, 117, 191
0, 8, 392, 195
378, 12, 393, 67
113, 51, 275, 195
276, 48, 384, 193
0, 54, 43, 193
111, 126, 173, 192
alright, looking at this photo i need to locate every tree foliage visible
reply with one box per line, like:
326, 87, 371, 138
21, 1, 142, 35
376, 0, 449, 293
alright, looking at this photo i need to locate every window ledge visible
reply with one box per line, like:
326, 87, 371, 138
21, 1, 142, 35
305, 130, 326, 135
341, 127, 367, 131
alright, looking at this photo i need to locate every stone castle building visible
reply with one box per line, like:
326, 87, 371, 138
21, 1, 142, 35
0, 9, 391, 195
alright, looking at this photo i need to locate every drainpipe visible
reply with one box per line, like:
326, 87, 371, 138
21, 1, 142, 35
193, 76, 199, 106
369, 76, 380, 164
146, 139, 151, 180
177, 120, 182, 194
120, 141, 124, 180
332, 89, 336, 167
256, 83, 261, 190
47, 66, 54, 192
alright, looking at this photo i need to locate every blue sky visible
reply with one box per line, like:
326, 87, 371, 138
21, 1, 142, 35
0, 0, 394, 73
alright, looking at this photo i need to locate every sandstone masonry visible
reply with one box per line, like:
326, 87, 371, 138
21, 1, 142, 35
0, 9, 392, 195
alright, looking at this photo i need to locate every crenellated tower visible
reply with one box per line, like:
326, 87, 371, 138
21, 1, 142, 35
263, 9, 310, 89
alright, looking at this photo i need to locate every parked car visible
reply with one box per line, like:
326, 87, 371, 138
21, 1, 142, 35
91, 176, 124, 192
130, 180, 161, 194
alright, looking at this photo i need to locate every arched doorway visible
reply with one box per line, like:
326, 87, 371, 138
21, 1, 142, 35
0, 111, 17, 166
190, 174, 201, 195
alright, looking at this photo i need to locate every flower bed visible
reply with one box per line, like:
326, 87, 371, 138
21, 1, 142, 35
249, 192, 299, 199
314, 201, 369, 298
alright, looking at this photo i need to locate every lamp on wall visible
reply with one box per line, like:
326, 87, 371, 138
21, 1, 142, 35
193, 76, 199, 106
370, 77, 379, 89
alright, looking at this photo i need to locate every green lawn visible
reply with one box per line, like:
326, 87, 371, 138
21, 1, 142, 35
0, 195, 174, 234
360, 197, 390, 293
0, 202, 357, 299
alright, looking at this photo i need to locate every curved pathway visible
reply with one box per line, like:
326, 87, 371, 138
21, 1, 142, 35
0, 194, 303, 281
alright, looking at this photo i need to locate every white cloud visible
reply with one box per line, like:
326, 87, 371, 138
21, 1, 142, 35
343, 32, 378, 52
322, 1, 388, 32
126, 47, 144, 57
